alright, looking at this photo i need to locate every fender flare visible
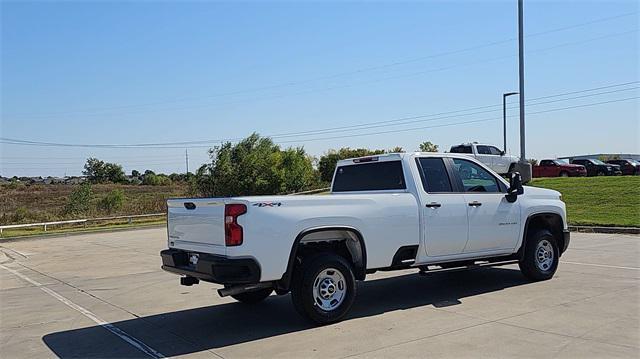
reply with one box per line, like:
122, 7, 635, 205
518, 212, 566, 260
278, 226, 367, 291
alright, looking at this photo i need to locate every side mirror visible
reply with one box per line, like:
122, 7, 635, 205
506, 172, 524, 203
500, 150, 506, 156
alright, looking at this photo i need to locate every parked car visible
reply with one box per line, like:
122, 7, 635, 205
605, 159, 640, 175
532, 160, 587, 178
570, 158, 622, 176
161, 153, 569, 324
449, 143, 519, 175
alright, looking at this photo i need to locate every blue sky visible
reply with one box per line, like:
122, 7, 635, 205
1, 0, 638, 177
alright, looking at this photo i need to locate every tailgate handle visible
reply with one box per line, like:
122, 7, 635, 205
184, 202, 196, 210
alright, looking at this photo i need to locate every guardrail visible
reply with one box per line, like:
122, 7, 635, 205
0, 213, 165, 236
0, 187, 332, 237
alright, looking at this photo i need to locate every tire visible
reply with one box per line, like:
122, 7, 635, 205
519, 229, 559, 281
291, 253, 356, 324
230, 288, 273, 304
559, 171, 569, 177
597, 170, 605, 176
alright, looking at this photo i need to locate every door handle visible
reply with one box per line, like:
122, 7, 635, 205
425, 202, 442, 208
468, 201, 482, 207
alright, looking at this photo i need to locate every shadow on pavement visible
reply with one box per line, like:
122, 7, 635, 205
43, 267, 529, 358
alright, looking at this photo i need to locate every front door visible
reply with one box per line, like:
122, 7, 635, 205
449, 158, 521, 253
415, 157, 469, 257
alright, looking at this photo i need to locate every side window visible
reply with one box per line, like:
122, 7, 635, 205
488, 146, 503, 155
416, 158, 452, 193
452, 158, 500, 193
540, 160, 552, 166
450, 145, 472, 154
476, 145, 492, 155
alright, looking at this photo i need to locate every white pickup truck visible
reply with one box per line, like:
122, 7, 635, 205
450, 143, 520, 175
161, 153, 569, 324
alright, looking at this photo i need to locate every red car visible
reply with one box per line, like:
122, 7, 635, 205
533, 159, 587, 178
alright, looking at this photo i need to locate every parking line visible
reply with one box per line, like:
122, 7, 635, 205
0, 264, 166, 359
560, 261, 639, 270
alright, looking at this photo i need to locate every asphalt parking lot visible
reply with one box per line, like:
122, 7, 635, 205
1, 228, 638, 358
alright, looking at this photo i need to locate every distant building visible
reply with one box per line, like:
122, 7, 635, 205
558, 153, 640, 162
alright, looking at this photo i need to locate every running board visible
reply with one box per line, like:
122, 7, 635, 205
217, 282, 273, 297
418, 260, 519, 276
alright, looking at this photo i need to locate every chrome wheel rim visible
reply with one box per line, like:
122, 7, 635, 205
535, 239, 555, 272
312, 268, 346, 311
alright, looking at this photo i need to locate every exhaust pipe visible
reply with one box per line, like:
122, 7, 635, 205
218, 282, 273, 297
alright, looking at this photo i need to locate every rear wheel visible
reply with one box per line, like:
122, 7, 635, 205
519, 229, 559, 281
291, 253, 356, 324
230, 288, 273, 304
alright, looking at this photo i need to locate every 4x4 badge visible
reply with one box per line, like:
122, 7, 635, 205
253, 202, 282, 207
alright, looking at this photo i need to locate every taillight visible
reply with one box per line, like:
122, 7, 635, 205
225, 204, 247, 246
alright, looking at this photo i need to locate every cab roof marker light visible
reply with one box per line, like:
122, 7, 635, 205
353, 156, 379, 163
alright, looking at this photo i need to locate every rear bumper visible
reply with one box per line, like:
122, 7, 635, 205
561, 230, 570, 254
161, 249, 260, 284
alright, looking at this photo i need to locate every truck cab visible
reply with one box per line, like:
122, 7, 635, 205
449, 143, 519, 175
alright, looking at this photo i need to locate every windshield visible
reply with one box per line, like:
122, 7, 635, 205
628, 159, 640, 165
555, 159, 569, 165
591, 159, 606, 165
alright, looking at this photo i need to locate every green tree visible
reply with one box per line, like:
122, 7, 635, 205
64, 182, 93, 216
142, 173, 172, 186
98, 189, 124, 213
131, 169, 141, 178
389, 146, 405, 153
419, 141, 439, 152
194, 133, 319, 196
83, 158, 126, 183
318, 147, 386, 183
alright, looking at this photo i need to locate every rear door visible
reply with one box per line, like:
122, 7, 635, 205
474, 145, 495, 170
449, 158, 521, 253
415, 157, 469, 257
167, 198, 228, 255
539, 160, 555, 177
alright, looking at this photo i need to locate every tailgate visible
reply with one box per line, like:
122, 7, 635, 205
167, 198, 228, 254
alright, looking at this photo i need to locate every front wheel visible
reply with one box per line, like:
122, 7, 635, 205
519, 229, 559, 281
291, 253, 356, 324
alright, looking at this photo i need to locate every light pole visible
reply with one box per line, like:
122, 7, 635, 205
518, 0, 526, 162
503, 92, 518, 153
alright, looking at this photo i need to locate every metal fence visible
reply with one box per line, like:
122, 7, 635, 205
0, 213, 165, 236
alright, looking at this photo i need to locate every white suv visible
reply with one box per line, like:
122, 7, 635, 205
450, 143, 519, 175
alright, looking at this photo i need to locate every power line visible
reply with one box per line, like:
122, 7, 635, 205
2, 95, 636, 173
20, 29, 633, 119
2, 81, 636, 148
4, 12, 636, 120
273, 96, 640, 144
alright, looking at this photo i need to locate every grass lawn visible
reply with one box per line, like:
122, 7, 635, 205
529, 176, 640, 227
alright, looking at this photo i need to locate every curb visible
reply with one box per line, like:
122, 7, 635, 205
569, 226, 640, 235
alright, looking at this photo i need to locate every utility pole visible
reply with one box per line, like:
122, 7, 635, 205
516, 0, 532, 182
185, 149, 189, 174
518, 0, 526, 161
